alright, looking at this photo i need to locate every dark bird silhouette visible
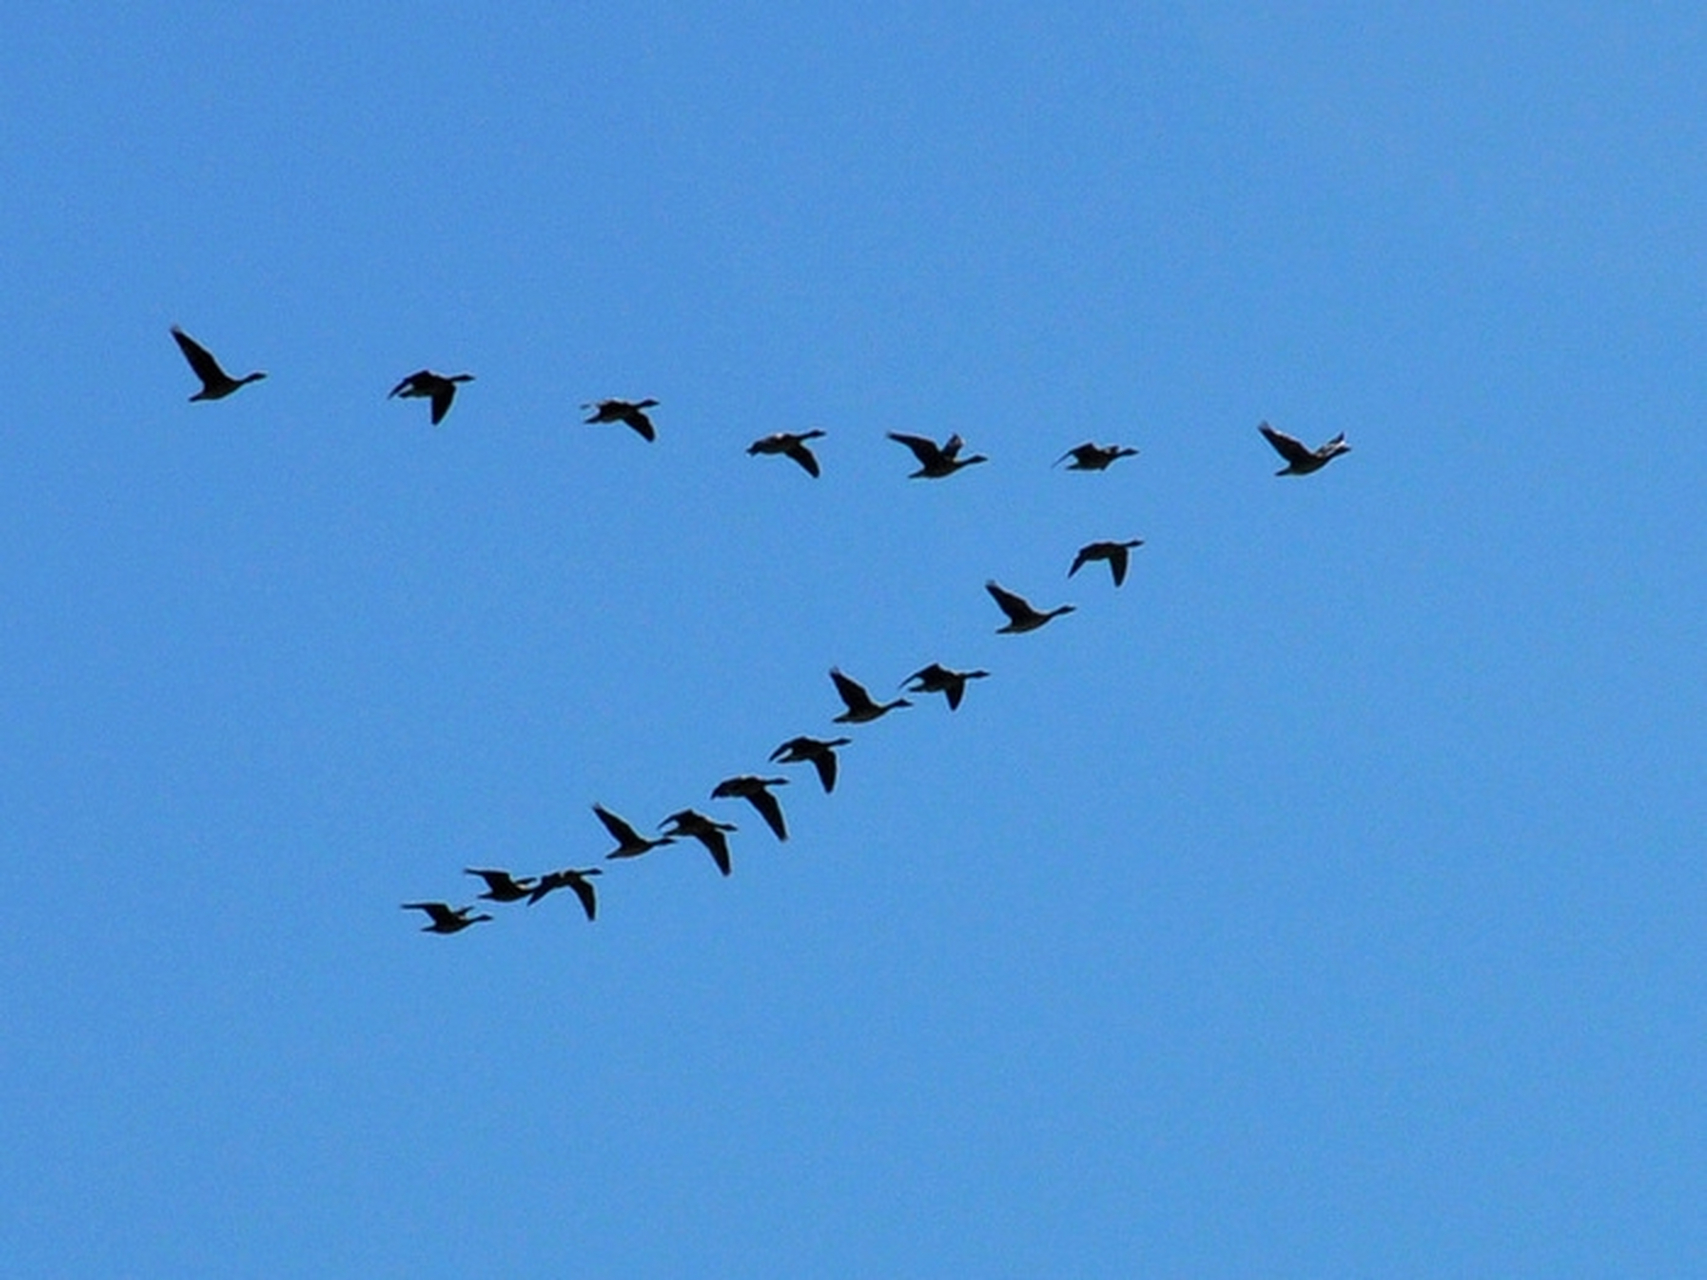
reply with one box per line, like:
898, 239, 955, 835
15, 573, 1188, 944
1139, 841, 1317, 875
662, 809, 737, 876
986, 580, 1076, 633
593, 803, 676, 860
1055, 441, 1138, 471
903, 662, 990, 711
527, 866, 603, 920
769, 735, 852, 794
747, 429, 826, 477
711, 775, 790, 841
887, 431, 988, 479
463, 867, 537, 903
1258, 422, 1351, 475
401, 901, 493, 934
830, 667, 912, 724
170, 326, 266, 401
1069, 539, 1145, 587
583, 398, 660, 442
389, 370, 474, 424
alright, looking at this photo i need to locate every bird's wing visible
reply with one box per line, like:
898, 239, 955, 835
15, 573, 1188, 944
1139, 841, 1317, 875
943, 675, 966, 710
985, 581, 1029, 623
746, 788, 788, 841
402, 901, 457, 927
592, 804, 643, 846
567, 874, 598, 921
887, 432, 939, 465
830, 668, 874, 712
1259, 423, 1313, 466
171, 327, 228, 384
785, 441, 820, 476
810, 746, 839, 793
622, 409, 656, 441
1108, 546, 1129, 587
429, 384, 455, 424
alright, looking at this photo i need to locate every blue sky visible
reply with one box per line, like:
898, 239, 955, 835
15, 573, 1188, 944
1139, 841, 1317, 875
3, 3, 1704, 1274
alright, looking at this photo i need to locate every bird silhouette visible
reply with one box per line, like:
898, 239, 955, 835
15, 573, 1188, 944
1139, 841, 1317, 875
1055, 441, 1138, 471
747, 430, 826, 477
170, 327, 266, 401
401, 902, 493, 934
583, 398, 660, 442
1258, 422, 1351, 475
662, 809, 737, 876
463, 868, 537, 903
1068, 539, 1145, 587
903, 662, 991, 711
389, 370, 474, 424
986, 580, 1076, 633
830, 667, 912, 723
887, 431, 988, 478
593, 803, 676, 860
527, 866, 603, 920
711, 775, 791, 841
769, 735, 852, 794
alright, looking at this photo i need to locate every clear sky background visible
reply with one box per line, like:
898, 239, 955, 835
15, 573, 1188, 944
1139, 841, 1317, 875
3, 3, 1704, 1275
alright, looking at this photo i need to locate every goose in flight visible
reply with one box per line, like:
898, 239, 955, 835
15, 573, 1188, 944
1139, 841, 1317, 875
526, 866, 603, 920
1055, 441, 1138, 471
389, 370, 474, 424
463, 867, 537, 903
170, 326, 266, 401
1068, 539, 1145, 587
769, 735, 852, 794
583, 398, 660, 442
830, 667, 912, 724
887, 431, 988, 479
593, 803, 676, 860
986, 580, 1076, 634
903, 662, 991, 711
661, 809, 737, 876
710, 775, 791, 841
401, 901, 493, 934
747, 430, 826, 477
1258, 422, 1350, 475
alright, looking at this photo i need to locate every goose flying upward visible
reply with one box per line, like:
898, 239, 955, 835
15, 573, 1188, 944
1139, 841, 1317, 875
583, 398, 660, 442
830, 667, 912, 724
986, 580, 1076, 634
887, 431, 988, 479
769, 735, 852, 794
1055, 441, 1138, 471
401, 901, 493, 934
389, 370, 474, 424
1068, 539, 1145, 587
1258, 422, 1351, 475
661, 809, 737, 877
903, 663, 990, 711
170, 326, 267, 401
747, 430, 826, 477
593, 803, 676, 860
711, 775, 791, 841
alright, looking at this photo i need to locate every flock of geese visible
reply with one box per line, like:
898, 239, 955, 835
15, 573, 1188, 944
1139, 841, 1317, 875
167, 325, 1353, 935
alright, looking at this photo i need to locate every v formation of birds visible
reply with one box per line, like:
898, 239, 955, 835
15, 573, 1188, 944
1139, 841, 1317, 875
169, 326, 1352, 935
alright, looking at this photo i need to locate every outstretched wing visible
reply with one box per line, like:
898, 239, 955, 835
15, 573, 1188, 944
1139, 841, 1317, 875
886, 432, 939, 466
1258, 422, 1313, 467
984, 580, 1030, 625
171, 327, 229, 385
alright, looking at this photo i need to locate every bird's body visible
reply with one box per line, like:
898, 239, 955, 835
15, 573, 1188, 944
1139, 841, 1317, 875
584, 398, 660, 441
1055, 441, 1138, 471
747, 430, 826, 477
903, 662, 990, 711
463, 867, 536, 903
527, 867, 603, 920
389, 370, 474, 424
593, 803, 675, 860
887, 431, 988, 479
1069, 539, 1145, 587
769, 735, 852, 794
401, 901, 493, 934
986, 580, 1076, 634
830, 667, 912, 723
662, 809, 737, 876
1258, 422, 1351, 475
170, 326, 266, 401
711, 775, 791, 841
